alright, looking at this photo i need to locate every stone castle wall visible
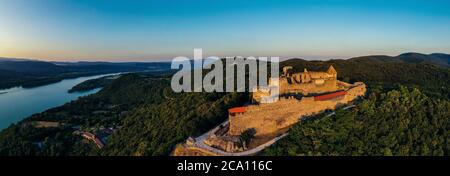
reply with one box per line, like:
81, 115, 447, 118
229, 82, 366, 136
252, 66, 341, 103
278, 78, 339, 95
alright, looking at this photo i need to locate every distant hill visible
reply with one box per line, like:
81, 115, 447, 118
1, 52, 448, 90
0, 60, 65, 74
0, 57, 34, 62
349, 52, 450, 68
0, 57, 172, 89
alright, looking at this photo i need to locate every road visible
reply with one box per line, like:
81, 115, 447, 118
324, 105, 356, 117
194, 131, 288, 156
191, 105, 355, 156
193, 120, 288, 156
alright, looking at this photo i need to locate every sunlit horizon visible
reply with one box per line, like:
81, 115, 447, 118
1, 0, 450, 62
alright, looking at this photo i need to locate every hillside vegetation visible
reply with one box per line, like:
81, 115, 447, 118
281, 56, 450, 99
0, 74, 247, 155
262, 86, 450, 156
0, 54, 449, 156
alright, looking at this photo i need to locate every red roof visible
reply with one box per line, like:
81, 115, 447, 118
93, 138, 105, 148
81, 132, 95, 139
314, 91, 347, 101
81, 132, 104, 149
228, 107, 247, 114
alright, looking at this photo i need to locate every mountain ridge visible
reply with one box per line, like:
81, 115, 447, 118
0, 58, 172, 89
347, 52, 450, 68
283, 52, 450, 68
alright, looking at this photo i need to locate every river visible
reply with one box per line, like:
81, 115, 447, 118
0, 74, 118, 130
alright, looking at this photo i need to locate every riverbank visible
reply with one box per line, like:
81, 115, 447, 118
0, 74, 115, 129
0, 71, 125, 90
0, 59, 171, 90
68, 74, 122, 93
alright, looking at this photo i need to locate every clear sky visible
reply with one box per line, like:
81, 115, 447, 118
0, 0, 449, 61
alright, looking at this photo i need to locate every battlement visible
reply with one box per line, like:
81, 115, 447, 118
179, 66, 367, 155
253, 65, 343, 103
234, 65, 366, 137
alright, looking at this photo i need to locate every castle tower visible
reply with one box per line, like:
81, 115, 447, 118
282, 66, 293, 77
327, 65, 337, 78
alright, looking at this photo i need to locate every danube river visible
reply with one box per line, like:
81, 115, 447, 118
0, 74, 116, 129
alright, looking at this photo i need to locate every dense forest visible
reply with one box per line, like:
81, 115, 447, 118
0, 54, 449, 156
0, 74, 247, 155
262, 86, 450, 156
281, 56, 450, 99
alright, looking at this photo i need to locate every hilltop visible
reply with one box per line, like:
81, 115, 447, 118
348, 53, 450, 68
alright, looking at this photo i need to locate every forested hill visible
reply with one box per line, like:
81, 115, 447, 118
350, 53, 450, 68
0, 54, 449, 156
281, 54, 450, 99
0, 74, 248, 156
262, 86, 450, 156
266, 54, 450, 156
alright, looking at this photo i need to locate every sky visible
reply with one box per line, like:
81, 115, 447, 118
0, 0, 449, 62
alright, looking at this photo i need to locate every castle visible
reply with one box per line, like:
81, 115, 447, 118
174, 65, 366, 155
252, 65, 341, 103
231, 65, 366, 137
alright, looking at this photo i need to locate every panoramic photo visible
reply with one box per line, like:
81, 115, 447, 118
0, 0, 449, 173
